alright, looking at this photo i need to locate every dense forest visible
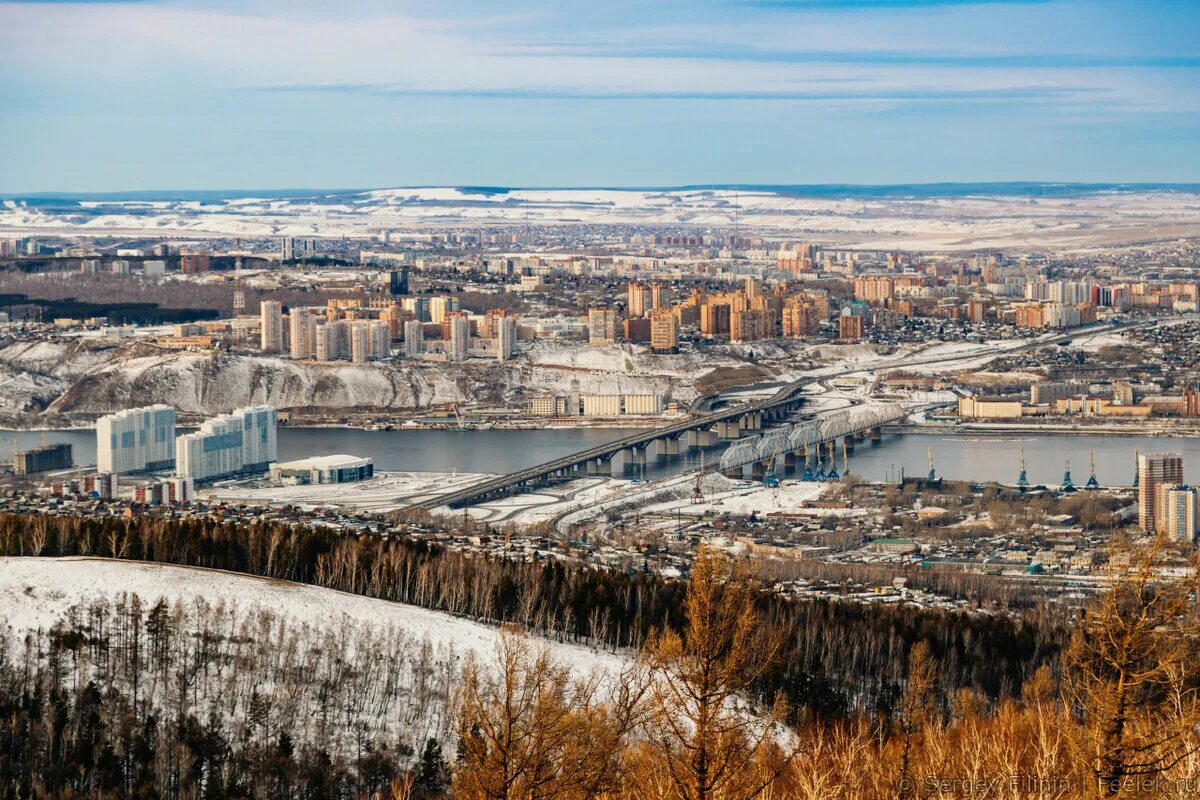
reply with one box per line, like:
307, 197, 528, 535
0, 512, 1064, 717
2, 538, 1198, 799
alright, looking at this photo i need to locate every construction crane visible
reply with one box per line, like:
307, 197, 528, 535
762, 447, 781, 488
691, 452, 705, 504
1017, 448, 1029, 490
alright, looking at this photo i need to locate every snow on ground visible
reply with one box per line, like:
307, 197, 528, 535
5, 188, 1200, 252
0, 557, 626, 677
640, 479, 834, 518
202, 470, 492, 512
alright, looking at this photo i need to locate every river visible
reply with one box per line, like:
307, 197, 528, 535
7, 427, 1200, 488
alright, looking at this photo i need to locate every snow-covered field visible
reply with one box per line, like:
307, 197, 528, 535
203, 470, 494, 512
5, 187, 1200, 251
0, 556, 625, 676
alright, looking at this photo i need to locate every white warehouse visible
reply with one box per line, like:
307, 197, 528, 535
97, 405, 177, 474
176, 406, 277, 484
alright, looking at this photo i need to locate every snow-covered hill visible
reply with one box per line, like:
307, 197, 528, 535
5, 186, 1200, 250
0, 337, 807, 421
0, 556, 625, 676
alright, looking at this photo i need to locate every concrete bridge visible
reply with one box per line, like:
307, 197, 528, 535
415, 377, 816, 510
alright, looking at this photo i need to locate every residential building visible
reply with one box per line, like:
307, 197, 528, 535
1138, 453, 1184, 532
838, 314, 864, 341
650, 308, 679, 354
1162, 486, 1200, 544
97, 405, 177, 475
448, 314, 470, 361
495, 316, 517, 360
260, 301, 284, 353
628, 282, 651, 318
289, 308, 316, 359
14, 442, 72, 475
176, 406, 277, 484
588, 307, 617, 345
403, 319, 424, 357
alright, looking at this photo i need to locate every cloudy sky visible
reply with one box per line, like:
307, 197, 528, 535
1, 0, 1198, 192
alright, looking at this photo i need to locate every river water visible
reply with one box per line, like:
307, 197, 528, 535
7, 427, 1200, 488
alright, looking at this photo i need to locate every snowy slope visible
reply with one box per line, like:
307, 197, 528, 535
4, 187, 1200, 251
0, 556, 626, 675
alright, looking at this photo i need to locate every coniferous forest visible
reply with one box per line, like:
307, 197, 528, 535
2, 513, 1198, 798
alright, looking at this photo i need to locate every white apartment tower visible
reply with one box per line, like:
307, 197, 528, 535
176, 406, 277, 484
97, 405, 177, 474
403, 320, 424, 357
496, 316, 516, 361
448, 316, 470, 362
289, 309, 316, 359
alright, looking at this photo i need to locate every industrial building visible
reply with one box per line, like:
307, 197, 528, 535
14, 442, 73, 475
176, 406, 277, 484
97, 405, 177, 474
269, 454, 374, 485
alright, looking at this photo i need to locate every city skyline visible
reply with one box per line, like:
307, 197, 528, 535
2, 0, 1199, 192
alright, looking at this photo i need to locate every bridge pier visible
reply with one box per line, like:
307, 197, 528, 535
651, 437, 679, 459
619, 446, 647, 472
783, 452, 796, 471
869, 426, 882, 442
716, 421, 741, 440
687, 428, 715, 449
586, 458, 611, 476
843, 435, 855, 451
750, 461, 766, 480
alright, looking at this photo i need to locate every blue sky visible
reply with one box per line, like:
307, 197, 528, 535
1, 0, 1198, 191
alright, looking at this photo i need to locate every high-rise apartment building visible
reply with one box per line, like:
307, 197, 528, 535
1138, 453, 1184, 531
403, 320, 424, 357
97, 405, 177, 475
448, 315, 470, 361
1163, 486, 1200, 544
838, 314, 865, 342
588, 307, 617, 345
350, 323, 371, 363
651, 283, 670, 311
854, 276, 895, 304
495, 316, 517, 361
289, 309, 316, 359
628, 282, 651, 318
700, 303, 731, 337
260, 301, 284, 353
176, 406, 277, 484
430, 296, 460, 324
650, 308, 678, 354
730, 309, 772, 343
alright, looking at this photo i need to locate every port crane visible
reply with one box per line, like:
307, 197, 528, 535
762, 447, 781, 488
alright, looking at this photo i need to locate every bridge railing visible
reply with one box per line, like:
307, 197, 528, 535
718, 403, 907, 472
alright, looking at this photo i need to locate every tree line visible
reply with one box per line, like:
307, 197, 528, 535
4, 543, 1197, 799
0, 512, 1063, 719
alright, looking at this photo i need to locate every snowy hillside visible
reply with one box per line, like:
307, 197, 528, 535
5, 186, 1200, 250
0, 336, 811, 421
0, 556, 624, 676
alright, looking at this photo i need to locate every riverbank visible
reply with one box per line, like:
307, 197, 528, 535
900, 421, 1200, 437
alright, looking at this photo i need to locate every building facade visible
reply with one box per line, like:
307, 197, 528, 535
97, 405, 177, 475
1138, 452, 1184, 531
176, 406, 277, 484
